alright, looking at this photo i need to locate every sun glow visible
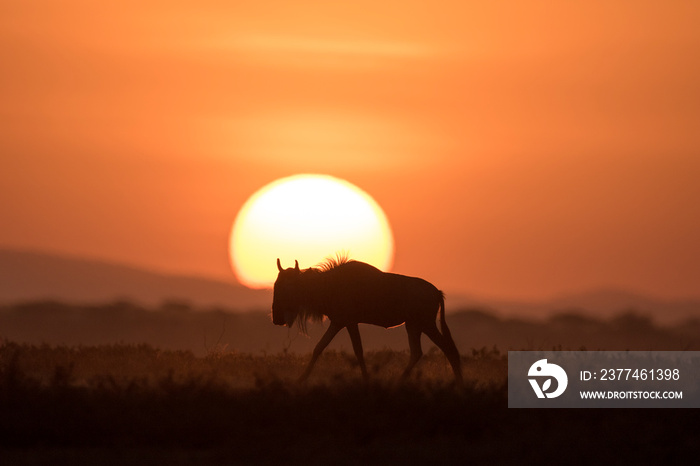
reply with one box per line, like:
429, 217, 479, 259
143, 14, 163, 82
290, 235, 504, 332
230, 174, 394, 288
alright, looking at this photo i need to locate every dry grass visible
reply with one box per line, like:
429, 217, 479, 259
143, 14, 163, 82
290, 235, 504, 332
1, 341, 697, 465
0, 341, 505, 388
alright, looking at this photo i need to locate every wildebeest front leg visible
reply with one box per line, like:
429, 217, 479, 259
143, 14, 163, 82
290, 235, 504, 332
346, 323, 369, 380
299, 321, 344, 382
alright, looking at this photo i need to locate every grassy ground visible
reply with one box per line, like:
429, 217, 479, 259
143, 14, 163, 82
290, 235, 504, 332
1, 341, 697, 465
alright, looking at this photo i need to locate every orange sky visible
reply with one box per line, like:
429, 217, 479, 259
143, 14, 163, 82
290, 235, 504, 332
2, 1, 699, 300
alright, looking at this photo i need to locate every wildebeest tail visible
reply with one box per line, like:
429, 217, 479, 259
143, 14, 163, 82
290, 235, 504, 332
438, 290, 452, 338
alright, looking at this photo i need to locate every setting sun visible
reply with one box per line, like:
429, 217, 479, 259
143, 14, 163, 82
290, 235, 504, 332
229, 174, 394, 288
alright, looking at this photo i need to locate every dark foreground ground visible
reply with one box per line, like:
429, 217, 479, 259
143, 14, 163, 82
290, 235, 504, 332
1, 342, 698, 465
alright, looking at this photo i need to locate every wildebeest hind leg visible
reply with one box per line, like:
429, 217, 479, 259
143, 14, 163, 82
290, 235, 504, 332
400, 323, 423, 380
424, 324, 463, 384
347, 323, 369, 380
299, 321, 344, 382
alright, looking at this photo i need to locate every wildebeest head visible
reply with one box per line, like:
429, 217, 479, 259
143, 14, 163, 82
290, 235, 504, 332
272, 258, 302, 326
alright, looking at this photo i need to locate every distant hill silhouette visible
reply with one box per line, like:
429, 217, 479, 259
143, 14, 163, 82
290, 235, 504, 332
0, 248, 270, 310
1, 248, 698, 323
466, 289, 700, 325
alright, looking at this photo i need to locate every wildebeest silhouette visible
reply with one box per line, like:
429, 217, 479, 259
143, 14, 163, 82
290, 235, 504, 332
272, 256, 463, 383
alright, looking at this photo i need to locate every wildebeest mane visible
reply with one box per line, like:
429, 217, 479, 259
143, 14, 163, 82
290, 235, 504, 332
294, 253, 354, 333
313, 252, 353, 272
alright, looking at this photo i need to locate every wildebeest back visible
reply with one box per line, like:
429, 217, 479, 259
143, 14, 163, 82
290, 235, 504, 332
322, 261, 442, 328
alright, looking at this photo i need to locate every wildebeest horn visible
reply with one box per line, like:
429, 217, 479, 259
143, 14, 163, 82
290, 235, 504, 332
277, 258, 283, 272
294, 260, 299, 271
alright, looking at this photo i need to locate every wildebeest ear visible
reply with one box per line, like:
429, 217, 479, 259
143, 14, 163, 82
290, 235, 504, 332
294, 260, 299, 271
277, 258, 283, 272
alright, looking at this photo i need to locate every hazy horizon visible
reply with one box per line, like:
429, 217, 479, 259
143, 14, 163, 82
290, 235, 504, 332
3, 247, 700, 319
